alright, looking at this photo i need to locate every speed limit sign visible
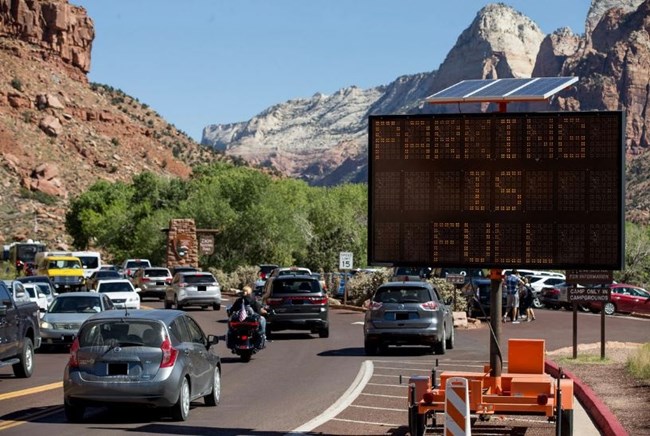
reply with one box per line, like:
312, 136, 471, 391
339, 251, 353, 270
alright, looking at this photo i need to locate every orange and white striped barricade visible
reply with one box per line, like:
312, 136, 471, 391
445, 376, 471, 435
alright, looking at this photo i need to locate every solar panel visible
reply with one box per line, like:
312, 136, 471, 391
426, 77, 578, 104
428, 80, 492, 100
469, 78, 536, 98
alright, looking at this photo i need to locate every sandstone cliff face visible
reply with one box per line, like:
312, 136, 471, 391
555, 0, 650, 153
430, 3, 545, 93
0, 0, 222, 248
0, 0, 93, 75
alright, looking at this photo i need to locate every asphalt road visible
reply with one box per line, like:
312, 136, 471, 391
0, 298, 647, 435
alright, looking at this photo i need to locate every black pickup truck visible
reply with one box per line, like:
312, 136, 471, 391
0, 280, 41, 377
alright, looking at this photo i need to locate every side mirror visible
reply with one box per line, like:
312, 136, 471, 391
38, 293, 46, 299
207, 334, 220, 348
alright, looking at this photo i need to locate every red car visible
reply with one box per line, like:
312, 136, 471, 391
587, 284, 650, 315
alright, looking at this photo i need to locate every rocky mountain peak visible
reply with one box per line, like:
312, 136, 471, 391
430, 3, 545, 92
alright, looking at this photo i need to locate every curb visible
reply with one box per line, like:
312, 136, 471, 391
545, 359, 628, 436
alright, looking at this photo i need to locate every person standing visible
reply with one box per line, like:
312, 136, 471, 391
503, 270, 523, 323
521, 277, 536, 321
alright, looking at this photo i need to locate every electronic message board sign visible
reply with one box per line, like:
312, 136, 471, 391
368, 112, 624, 270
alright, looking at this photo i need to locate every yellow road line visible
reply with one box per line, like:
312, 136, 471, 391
0, 406, 62, 431
0, 381, 62, 401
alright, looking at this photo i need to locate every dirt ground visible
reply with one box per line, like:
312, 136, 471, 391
546, 342, 650, 435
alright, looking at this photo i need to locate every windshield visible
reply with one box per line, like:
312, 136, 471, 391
77, 256, 100, 269
35, 283, 52, 295
95, 271, 121, 279
98, 282, 134, 293
49, 296, 102, 313
24, 286, 37, 298
48, 259, 82, 269
144, 268, 170, 277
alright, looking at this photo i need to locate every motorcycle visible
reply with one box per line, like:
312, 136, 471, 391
225, 309, 266, 362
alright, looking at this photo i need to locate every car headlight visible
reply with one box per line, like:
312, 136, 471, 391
40, 320, 52, 329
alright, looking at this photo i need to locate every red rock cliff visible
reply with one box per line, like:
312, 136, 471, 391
0, 0, 94, 74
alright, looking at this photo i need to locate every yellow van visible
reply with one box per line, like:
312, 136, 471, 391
36, 254, 86, 293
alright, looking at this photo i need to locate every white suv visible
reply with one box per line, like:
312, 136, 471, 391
120, 259, 152, 278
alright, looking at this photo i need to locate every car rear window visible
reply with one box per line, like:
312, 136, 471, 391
183, 274, 217, 284
373, 287, 432, 303
126, 260, 150, 269
98, 282, 134, 293
278, 269, 310, 276
272, 279, 320, 294
78, 320, 164, 347
145, 268, 170, 277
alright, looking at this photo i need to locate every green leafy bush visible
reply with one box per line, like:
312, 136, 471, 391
209, 265, 258, 292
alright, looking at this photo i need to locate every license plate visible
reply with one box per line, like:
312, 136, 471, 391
198, 286, 206, 291
384, 312, 418, 321
108, 363, 128, 375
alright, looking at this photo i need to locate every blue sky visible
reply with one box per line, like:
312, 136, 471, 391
69, 1, 590, 142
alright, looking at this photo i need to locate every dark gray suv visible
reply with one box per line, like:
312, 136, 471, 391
262, 275, 329, 338
63, 309, 221, 422
364, 281, 454, 355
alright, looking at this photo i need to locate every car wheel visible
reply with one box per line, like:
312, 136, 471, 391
446, 326, 455, 350
12, 338, 34, 378
318, 327, 329, 338
603, 302, 616, 316
64, 400, 85, 423
212, 303, 220, 311
364, 338, 378, 355
204, 366, 221, 407
532, 297, 544, 309
172, 377, 191, 421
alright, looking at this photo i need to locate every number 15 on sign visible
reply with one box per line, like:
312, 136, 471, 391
339, 252, 353, 270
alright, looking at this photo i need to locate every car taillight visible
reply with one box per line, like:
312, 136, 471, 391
179, 282, 188, 288
260, 272, 267, 280
68, 338, 80, 368
229, 321, 260, 328
420, 301, 439, 311
160, 337, 178, 368
141, 277, 150, 282
370, 301, 383, 310
266, 297, 283, 306
309, 297, 328, 305
165, 278, 172, 283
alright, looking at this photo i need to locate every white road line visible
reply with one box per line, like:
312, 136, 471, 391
287, 360, 374, 435
360, 392, 403, 399
350, 404, 404, 412
367, 382, 408, 388
331, 417, 403, 426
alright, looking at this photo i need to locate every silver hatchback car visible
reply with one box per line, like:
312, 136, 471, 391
363, 281, 454, 355
63, 309, 221, 422
165, 272, 221, 311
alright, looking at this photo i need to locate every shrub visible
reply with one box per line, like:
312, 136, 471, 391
11, 78, 23, 91
627, 343, 650, 380
345, 269, 392, 306
209, 265, 258, 292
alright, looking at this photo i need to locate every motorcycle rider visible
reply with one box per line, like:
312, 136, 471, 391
229, 285, 268, 343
